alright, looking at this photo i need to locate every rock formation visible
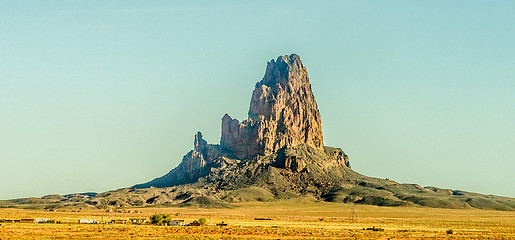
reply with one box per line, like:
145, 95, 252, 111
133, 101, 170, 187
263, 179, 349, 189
126, 54, 515, 211
136, 132, 226, 188
221, 54, 324, 159
6, 54, 515, 211
134, 54, 350, 189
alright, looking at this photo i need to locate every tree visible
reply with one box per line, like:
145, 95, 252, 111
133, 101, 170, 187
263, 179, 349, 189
149, 214, 172, 225
198, 218, 208, 225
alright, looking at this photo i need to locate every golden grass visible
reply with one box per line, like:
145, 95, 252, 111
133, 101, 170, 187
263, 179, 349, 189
0, 199, 513, 239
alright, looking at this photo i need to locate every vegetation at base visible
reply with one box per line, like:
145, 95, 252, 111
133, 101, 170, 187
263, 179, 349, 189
149, 213, 172, 225
0, 202, 513, 239
198, 218, 208, 225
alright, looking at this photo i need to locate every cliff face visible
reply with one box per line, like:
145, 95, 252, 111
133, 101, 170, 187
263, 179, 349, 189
221, 54, 324, 159
134, 54, 350, 190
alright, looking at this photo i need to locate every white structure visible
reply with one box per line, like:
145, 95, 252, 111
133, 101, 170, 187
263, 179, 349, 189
35, 218, 52, 223
79, 219, 99, 224
167, 220, 185, 226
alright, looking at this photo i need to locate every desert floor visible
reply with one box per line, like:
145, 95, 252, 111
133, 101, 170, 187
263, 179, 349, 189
0, 199, 513, 239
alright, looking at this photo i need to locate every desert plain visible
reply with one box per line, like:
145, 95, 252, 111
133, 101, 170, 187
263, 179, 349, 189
0, 199, 513, 240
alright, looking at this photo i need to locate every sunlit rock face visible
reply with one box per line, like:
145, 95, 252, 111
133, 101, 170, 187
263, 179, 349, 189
221, 54, 324, 159
134, 54, 350, 191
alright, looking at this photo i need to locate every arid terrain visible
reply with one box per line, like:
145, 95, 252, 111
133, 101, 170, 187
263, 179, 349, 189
1, 55, 514, 240
6, 54, 512, 213
1, 199, 513, 239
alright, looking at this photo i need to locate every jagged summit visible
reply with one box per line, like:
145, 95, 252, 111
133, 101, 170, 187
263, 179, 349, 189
259, 54, 306, 88
134, 54, 350, 189
222, 54, 324, 159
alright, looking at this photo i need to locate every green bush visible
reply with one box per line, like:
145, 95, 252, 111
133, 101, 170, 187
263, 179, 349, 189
198, 218, 208, 225
149, 213, 172, 225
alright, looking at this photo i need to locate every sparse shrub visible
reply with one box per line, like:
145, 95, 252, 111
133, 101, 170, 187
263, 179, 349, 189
446, 229, 454, 234
363, 227, 384, 232
149, 214, 172, 225
198, 218, 208, 225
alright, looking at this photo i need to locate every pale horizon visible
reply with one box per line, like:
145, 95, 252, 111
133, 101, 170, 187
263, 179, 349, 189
1, 1, 514, 200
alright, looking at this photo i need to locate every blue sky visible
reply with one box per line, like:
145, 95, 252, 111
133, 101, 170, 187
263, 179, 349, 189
1, 1, 514, 199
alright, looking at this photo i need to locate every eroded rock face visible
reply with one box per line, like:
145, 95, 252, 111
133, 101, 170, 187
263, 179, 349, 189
134, 132, 225, 188
221, 54, 324, 159
184, 132, 208, 173
277, 155, 306, 173
324, 147, 350, 168
134, 54, 351, 190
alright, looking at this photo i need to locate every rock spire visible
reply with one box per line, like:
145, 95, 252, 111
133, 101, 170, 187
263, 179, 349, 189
133, 53, 350, 190
221, 54, 324, 159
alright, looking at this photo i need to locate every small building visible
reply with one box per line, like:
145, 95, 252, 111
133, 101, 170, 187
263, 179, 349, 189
167, 220, 185, 226
20, 219, 35, 223
129, 218, 147, 224
35, 218, 53, 223
189, 220, 201, 226
109, 219, 128, 224
79, 219, 99, 224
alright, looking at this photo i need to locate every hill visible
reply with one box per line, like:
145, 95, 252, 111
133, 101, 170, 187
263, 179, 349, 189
2, 54, 514, 211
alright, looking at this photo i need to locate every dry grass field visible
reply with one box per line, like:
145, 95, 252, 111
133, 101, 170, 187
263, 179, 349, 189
0, 199, 513, 239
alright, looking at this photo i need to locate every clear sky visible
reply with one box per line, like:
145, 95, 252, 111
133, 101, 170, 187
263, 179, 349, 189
1, 1, 514, 200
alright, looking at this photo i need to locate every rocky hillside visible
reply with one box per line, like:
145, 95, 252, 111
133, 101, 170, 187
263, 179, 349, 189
133, 54, 350, 189
126, 54, 513, 211
2, 54, 514, 211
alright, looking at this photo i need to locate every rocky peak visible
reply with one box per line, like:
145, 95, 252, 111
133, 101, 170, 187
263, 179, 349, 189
221, 54, 324, 159
194, 132, 207, 153
134, 54, 351, 190
259, 54, 305, 89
